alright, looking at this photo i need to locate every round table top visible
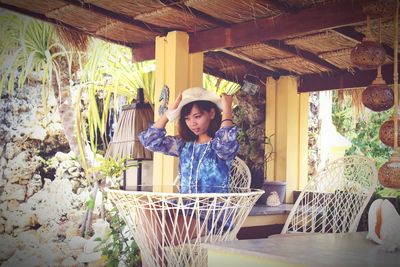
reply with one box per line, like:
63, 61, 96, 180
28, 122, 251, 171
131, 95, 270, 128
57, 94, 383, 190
106, 185, 264, 197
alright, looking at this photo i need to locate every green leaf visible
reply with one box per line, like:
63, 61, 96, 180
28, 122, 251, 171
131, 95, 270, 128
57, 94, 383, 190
86, 196, 95, 209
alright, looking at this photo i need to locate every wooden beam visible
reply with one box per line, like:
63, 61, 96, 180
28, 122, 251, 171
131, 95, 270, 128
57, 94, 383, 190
0, 2, 136, 47
265, 40, 344, 72
63, 0, 168, 34
332, 26, 395, 59
298, 63, 397, 92
159, 0, 231, 27
133, 0, 368, 61
189, 0, 367, 53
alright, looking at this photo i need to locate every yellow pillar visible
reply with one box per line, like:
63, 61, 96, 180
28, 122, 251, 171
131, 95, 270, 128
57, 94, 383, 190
153, 31, 204, 187
265, 76, 309, 203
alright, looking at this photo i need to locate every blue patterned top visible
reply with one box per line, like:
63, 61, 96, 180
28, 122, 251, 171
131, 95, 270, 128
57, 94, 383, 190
139, 125, 239, 193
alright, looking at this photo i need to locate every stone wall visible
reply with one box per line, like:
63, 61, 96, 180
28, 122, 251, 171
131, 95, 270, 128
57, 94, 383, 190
0, 80, 109, 266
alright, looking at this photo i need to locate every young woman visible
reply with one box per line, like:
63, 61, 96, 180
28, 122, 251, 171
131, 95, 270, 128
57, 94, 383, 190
139, 87, 239, 193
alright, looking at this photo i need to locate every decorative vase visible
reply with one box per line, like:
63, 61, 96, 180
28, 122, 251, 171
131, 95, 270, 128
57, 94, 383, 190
378, 153, 400, 189
379, 118, 400, 147
350, 40, 386, 69
362, 78, 394, 111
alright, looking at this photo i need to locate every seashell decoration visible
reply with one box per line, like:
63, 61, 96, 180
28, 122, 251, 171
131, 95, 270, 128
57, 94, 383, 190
367, 199, 400, 252
266, 191, 281, 207
350, 40, 386, 69
379, 118, 400, 147
362, 79, 394, 112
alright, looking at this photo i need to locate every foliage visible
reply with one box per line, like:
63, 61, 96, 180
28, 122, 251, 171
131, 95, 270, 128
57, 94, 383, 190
98, 207, 141, 267
331, 91, 398, 197
92, 156, 128, 188
203, 73, 240, 95
0, 12, 68, 109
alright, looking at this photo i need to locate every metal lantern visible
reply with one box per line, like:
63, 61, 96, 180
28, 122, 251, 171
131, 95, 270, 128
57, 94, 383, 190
378, 152, 400, 189
350, 40, 386, 69
362, 77, 394, 111
379, 118, 400, 148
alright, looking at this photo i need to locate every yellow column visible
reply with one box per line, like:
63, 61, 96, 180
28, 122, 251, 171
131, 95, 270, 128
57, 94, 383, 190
153, 31, 203, 187
265, 76, 309, 203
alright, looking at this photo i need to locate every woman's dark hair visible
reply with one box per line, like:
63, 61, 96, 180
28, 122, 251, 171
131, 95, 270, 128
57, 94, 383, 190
178, 100, 222, 141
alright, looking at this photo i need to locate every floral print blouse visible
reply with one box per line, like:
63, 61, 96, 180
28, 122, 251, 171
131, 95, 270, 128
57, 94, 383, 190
138, 125, 239, 193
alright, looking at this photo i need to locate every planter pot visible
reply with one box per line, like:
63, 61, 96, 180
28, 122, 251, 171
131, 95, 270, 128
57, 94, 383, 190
260, 181, 286, 205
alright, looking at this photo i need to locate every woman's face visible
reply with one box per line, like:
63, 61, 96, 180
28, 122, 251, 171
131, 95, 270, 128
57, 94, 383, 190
184, 104, 215, 136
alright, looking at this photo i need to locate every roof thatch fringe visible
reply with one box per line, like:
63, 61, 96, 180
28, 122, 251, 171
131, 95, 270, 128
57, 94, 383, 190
336, 88, 366, 123
55, 26, 89, 52
285, 31, 357, 53
186, 0, 279, 23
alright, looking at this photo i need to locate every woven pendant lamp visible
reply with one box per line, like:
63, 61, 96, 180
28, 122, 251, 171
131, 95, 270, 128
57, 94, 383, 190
362, 18, 394, 112
106, 88, 153, 189
378, 1, 400, 189
350, 8, 386, 70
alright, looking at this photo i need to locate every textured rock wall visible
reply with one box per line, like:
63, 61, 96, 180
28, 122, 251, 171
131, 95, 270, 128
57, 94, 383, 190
0, 81, 108, 266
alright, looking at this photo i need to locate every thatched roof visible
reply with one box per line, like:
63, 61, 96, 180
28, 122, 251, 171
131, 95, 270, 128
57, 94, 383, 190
1, 0, 398, 92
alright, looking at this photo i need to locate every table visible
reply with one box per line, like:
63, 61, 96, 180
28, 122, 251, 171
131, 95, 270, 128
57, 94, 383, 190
205, 231, 400, 267
106, 185, 264, 267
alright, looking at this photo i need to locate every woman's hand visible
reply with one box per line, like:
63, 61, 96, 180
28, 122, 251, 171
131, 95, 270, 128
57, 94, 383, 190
169, 92, 182, 110
220, 93, 234, 127
221, 93, 233, 111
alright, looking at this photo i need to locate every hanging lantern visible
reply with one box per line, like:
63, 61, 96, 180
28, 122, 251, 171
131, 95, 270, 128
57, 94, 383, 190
350, 12, 386, 70
362, 0, 396, 19
379, 118, 400, 147
378, 152, 400, 189
350, 40, 386, 69
378, 0, 400, 189
362, 76, 394, 112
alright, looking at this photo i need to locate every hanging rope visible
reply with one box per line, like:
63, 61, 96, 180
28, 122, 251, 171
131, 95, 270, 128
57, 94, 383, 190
393, 0, 399, 152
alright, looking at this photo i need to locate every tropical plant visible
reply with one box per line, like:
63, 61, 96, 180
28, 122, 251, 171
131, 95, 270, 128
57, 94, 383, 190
97, 207, 141, 267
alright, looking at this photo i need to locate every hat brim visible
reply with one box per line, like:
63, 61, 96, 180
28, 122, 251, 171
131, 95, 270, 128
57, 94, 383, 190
166, 95, 222, 122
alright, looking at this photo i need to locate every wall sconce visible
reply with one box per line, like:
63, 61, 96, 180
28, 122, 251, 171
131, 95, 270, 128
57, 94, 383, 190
241, 74, 260, 95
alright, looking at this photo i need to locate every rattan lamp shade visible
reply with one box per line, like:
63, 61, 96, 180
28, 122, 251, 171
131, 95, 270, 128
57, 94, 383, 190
362, 78, 394, 112
105, 88, 153, 160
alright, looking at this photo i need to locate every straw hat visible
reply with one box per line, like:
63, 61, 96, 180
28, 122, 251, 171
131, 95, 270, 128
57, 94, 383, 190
166, 87, 222, 122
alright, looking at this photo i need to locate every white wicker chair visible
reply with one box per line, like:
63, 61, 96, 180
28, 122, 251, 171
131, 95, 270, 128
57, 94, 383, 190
281, 155, 378, 234
106, 187, 263, 267
173, 156, 251, 189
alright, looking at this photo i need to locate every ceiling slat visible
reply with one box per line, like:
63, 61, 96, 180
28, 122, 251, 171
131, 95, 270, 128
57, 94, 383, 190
63, 0, 168, 34
265, 40, 344, 73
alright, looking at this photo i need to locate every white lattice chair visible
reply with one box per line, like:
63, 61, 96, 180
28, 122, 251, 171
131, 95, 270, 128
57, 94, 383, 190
173, 156, 251, 189
106, 186, 263, 267
281, 155, 378, 234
